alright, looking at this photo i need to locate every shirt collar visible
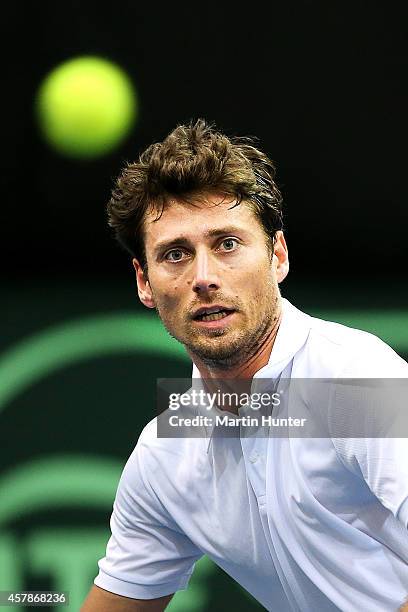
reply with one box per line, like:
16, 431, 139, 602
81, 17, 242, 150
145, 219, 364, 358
191, 298, 312, 451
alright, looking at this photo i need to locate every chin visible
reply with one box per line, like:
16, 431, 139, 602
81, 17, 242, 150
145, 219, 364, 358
187, 334, 247, 362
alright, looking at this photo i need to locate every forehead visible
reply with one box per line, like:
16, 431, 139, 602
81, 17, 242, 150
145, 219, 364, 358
143, 193, 263, 246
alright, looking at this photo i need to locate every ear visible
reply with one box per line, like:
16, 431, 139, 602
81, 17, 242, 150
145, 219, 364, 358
132, 258, 155, 309
272, 231, 289, 283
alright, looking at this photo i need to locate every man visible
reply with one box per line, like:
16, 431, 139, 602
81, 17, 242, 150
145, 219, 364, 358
82, 120, 408, 611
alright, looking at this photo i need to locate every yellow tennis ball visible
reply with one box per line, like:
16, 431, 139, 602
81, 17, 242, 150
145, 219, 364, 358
36, 56, 138, 159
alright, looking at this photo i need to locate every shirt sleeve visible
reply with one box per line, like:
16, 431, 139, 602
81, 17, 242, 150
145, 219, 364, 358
330, 341, 408, 529
333, 436, 408, 528
94, 423, 203, 599
330, 378, 408, 529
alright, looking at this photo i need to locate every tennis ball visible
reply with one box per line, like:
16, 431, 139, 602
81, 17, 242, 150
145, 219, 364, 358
36, 56, 138, 159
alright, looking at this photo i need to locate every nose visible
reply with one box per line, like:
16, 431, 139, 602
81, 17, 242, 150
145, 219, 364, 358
192, 249, 220, 294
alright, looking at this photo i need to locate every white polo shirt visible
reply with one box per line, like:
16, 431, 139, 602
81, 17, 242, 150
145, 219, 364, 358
95, 299, 408, 611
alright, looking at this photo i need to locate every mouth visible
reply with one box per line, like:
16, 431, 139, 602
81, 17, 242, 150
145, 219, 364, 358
192, 305, 236, 327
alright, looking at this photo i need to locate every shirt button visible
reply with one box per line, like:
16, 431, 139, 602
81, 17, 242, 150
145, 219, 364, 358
249, 452, 259, 463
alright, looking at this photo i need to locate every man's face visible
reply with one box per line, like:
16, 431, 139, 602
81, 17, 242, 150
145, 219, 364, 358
134, 193, 289, 367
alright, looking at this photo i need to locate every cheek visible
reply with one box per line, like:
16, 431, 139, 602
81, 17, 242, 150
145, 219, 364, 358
159, 291, 177, 306
249, 268, 276, 305
154, 285, 183, 312
150, 274, 178, 299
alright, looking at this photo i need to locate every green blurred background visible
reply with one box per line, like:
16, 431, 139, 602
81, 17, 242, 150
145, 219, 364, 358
1, 281, 407, 611
2, 1, 407, 610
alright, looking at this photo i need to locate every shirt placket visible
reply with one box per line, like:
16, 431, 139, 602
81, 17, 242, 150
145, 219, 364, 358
239, 371, 304, 612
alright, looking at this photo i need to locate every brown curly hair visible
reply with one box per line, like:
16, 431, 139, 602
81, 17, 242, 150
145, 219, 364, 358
107, 119, 283, 271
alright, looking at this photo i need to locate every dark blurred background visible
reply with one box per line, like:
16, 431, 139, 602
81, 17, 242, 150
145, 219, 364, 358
5, 1, 408, 283
1, 2, 407, 611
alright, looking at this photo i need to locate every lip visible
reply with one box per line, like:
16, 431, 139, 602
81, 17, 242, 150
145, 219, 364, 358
192, 305, 235, 319
192, 310, 236, 329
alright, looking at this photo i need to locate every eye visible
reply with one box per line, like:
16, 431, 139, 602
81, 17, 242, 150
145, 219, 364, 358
219, 238, 239, 251
164, 248, 186, 262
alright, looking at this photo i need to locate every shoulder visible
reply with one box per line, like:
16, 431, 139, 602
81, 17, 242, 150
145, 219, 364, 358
114, 418, 180, 519
301, 311, 407, 377
123, 416, 204, 487
115, 418, 162, 497
124, 417, 167, 476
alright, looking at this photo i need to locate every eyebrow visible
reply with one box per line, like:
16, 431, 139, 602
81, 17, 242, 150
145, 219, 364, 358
153, 226, 245, 254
